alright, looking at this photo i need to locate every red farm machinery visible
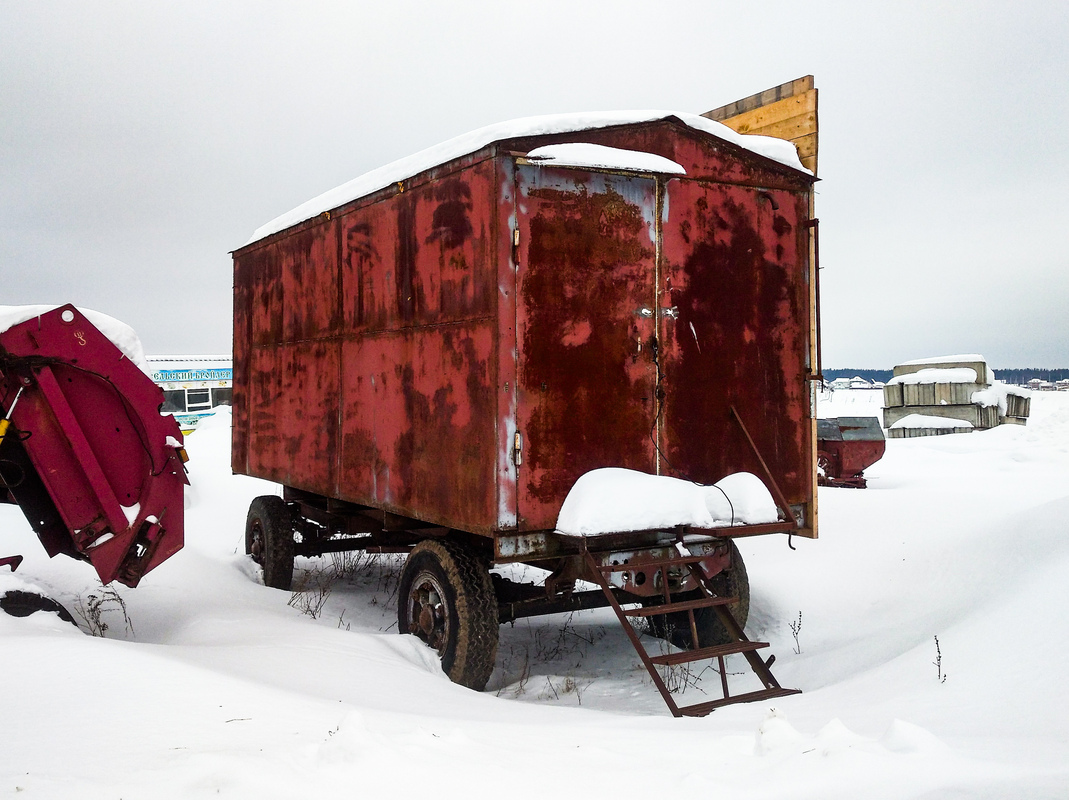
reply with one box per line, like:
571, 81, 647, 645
0, 305, 188, 591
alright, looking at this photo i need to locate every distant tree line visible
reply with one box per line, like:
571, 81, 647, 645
823, 369, 892, 382
824, 367, 1068, 385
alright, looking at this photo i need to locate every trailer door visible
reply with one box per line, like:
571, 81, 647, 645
656, 177, 813, 510
513, 164, 659, 531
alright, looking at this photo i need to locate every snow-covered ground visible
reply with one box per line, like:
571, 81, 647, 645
2, 391, 1068, 798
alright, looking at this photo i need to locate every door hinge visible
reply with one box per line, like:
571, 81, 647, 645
513, 431, 523, 466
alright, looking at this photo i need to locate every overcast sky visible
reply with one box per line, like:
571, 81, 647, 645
2, 1, 1066, 368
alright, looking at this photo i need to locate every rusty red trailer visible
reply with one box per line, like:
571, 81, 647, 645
232, 112, 819, 698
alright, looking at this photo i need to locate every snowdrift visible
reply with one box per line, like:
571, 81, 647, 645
2, 394, 1068, 798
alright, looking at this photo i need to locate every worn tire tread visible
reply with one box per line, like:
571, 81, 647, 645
245, 495, 295, 591
400, 539, 499, 691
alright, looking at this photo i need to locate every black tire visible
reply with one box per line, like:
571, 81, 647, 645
1, 590, 78, 626
398, 539, 499, 691
245, 495, 295, 591
644, 540, 749, 650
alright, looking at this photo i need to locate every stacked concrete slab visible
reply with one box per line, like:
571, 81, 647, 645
882, 355, 1030, 438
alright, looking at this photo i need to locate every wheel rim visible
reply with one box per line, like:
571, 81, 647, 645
249, 522, 265, 566
406, 570, 450, 655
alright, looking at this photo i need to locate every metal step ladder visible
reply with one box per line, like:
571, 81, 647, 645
583, 546, 800, 717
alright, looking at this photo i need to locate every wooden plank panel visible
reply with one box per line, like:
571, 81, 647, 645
711, 92, 816, 134
730, 110, 817, 141
705, 76, 814, 121
703, 78, 818, 175
794, 133, 818, 160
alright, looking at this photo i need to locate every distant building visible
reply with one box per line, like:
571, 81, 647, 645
148, 355, 232, 433
1027, 378, 1056, 391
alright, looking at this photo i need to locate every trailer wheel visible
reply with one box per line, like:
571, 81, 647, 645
644, 541, 750, 650
245, 496, 295, 591
398, 540, 499, 691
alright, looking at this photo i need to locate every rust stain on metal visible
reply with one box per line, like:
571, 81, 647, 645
660, 181, 811, 502
515, 170, 658, 529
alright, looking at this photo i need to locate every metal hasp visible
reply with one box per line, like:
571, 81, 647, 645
0, 305, 188, 587
817, 417, 886, 488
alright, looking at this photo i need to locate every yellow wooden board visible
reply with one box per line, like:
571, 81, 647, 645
713, 91, 816, 134
703, 76, 818, 175
705, 76, 813, 120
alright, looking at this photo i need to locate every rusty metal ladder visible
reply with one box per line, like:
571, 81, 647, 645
583, 546, 800, 717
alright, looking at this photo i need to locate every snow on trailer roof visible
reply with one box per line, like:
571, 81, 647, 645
524, 143, 686, 175
244, 110, 810, 246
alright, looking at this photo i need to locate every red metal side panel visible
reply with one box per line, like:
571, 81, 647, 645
514, 165, 659, 531
406, 171, 496, 326
339, 200, 399, 332
282, 227, 341, 341
236, 221, 342, 491
659, 180, 814, 524
338, 324, 496, 529
247, 339, 340, 491
236, 157, 502, 533
231, 242, 266, 475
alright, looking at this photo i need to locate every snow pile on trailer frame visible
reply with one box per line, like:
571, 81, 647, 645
245, 110, 809, 246
4, 393, 1069, 796
556, 468, 778, 536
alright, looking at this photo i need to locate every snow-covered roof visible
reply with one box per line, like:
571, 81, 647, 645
524, 143, 686, 175
887, 368, 978, 386
900, 354, 986, 367
244, 110, 810, 246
